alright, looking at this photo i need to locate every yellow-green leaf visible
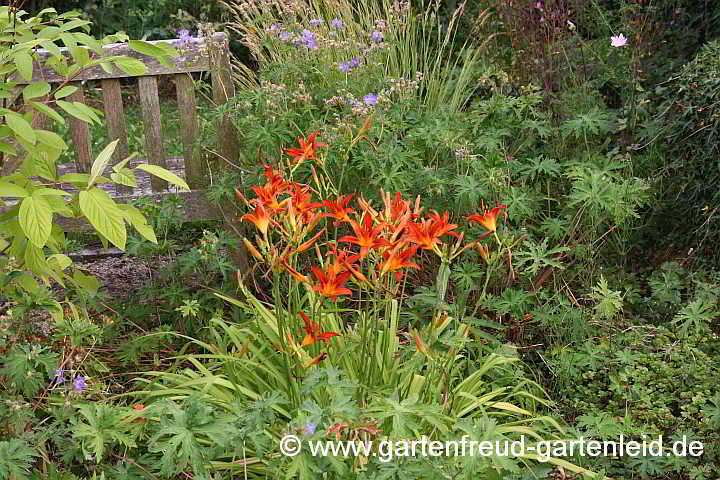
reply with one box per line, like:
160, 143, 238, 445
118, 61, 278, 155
5, 111, 36, 144
23, 82, 50, 101
135, 164, 190, 191
78, 188, 127, 250
0, 181, 29, 197
14, 51, 34, 81
54, 85, 78, 99
19, 195, 53, 248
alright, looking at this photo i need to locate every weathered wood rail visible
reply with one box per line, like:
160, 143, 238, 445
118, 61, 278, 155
9, 31, 239, 213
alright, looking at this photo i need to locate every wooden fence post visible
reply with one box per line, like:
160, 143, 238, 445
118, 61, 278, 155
174, 73, 203, 189
101, 79, 132, 194
138, 76, 169, 192
68, 83, 92, 173
207, 32, 249, 276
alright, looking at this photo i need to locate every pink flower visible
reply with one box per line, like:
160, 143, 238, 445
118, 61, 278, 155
610, 33, 628, 47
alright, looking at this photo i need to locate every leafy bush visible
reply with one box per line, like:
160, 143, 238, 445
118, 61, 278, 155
648, 41, 720, 263
549, 325, 720, 479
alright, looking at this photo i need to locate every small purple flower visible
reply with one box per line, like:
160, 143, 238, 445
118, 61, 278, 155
309, 18, 324, 27
338, 62, 351, 72
534, 1, 543, 8
177, 29, 193, 47
74, 376, 85, 393
305, 423, 317, 435
371, 31, 383, 43
363, 93, 377, 105
331, 18, 344, 29
349, 57, 362, 67
267, 24, 283, 32
53, 368, 64, 385
279, 31, 292, 41
297, 29, 317, 49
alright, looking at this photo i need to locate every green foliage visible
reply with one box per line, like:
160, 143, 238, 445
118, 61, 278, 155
0, 6, 190, 305
650, 40, 720, 263
1, 343, 57, 398
0, 439, 37, 480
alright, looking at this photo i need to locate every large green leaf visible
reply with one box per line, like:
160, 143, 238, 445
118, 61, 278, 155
0, 181, 29, 198
14, 51, 34, 81
88, 140, 118, 188
22, 82, 50, 101
19, 195, 53, 248
5, 112, 36, 144
112, 57, 147, 76
56, 100, 101, 124
54, 85, 78, 99
29, 101, 65, 125
118, 204, 157, 244
135, 164, 190, 191
78, 188, 127, 250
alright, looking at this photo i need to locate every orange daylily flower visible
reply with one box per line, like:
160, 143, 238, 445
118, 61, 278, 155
241, 200, 272, 236
289, 184, 323, 223
338, 213, 391, 256
321, 194, 354, 223
251, 183, 285, 211
299, 312, 340, 346
263, 164, 286, 188
378, 245, 419, 280
468, 205, 507, 235
311, 265, 353, 300
285, 132, 327, 165
404, 211, 458, 251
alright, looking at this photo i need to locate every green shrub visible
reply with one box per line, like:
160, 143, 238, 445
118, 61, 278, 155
549, 325, 720, 478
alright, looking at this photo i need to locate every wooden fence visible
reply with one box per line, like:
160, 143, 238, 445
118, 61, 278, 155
6, 32, 239, 220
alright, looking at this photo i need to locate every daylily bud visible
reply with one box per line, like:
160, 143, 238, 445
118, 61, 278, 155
243, 237, 264, 261
414, 333, 429, 355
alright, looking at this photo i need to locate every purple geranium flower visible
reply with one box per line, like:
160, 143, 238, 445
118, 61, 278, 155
177, 29, 193, 47
53, 368, 64, 385
74, 376, 85, 393
371, 31, 383, 43
279, 31, 292, 41
267, 24, 283, 32
363, 93, 377, 105
309, 18, 324, 27
349, 57, 362, 67
305, 423, 317, 435
338, 62, 351, 72
331, 18, 344, 29
296, 29, 317, 49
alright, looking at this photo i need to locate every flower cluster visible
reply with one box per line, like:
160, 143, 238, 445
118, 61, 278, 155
337, 57, 363, 73
238, 134, 508, 298
52, 369, 86, 393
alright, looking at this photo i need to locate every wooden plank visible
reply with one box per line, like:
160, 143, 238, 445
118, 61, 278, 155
101, 79, 132, 195
67, 84, 92, 173
12, 33, 227, 84
208, 34, 240, 166
138, 76, 168, 192
174, 73, 203, 188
